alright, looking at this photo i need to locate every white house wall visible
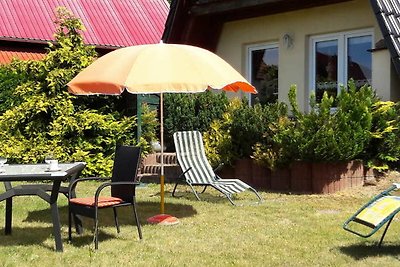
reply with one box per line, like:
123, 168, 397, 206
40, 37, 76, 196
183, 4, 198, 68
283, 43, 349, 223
373, 49, 391, 100
216, 0, 395, 111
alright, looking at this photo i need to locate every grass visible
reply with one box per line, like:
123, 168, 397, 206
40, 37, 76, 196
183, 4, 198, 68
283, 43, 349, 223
1, 177, 400, 267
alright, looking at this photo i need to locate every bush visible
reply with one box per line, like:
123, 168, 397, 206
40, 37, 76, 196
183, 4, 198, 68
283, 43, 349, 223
252, 103, 290, 169
0, 8, 153, 177
329, 81, 375, 160
163, 90, 229, 150
364, 101, 400, 171
0, 65, 26, 113
270, 81, 376, 164
139, 103, 159, 154
203, 99, 241, 167
229, 101, 267, 158
204, 98, 288, 167
200, 81, 400, 174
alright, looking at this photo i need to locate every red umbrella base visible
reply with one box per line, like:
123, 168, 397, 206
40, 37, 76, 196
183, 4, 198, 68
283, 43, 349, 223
147, 214, 180, 225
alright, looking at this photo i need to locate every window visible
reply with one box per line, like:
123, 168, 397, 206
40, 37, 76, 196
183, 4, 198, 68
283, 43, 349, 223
310, 30, 372, 102
247, 44, 279, 105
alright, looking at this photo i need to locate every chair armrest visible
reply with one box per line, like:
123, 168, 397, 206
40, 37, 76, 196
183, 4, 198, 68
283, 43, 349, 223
68, 177, 111, 199
93, 181, 140, 204
3, 181, 12, 191
178, 167, 192, 180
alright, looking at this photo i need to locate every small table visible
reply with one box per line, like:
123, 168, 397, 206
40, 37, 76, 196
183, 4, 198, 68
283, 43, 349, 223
0, 162, 86, 252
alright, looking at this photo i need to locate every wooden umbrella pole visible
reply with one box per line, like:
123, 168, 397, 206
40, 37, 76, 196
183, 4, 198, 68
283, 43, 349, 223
145, 93, 179, 225
160, 92, 165, 214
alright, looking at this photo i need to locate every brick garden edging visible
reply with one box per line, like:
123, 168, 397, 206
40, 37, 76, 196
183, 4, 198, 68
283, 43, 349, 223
217, 159, 366, 194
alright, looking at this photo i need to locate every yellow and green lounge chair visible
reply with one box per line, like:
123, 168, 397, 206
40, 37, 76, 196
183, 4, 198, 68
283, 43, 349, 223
343, 183, 400, 246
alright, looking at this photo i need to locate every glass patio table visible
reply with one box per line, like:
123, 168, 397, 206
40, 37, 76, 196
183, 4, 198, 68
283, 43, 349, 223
0, 162, 86, 252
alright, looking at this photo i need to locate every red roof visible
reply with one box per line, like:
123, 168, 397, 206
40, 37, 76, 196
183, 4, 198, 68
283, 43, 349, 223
0, 48, 45, 64
0, 0, 169, 48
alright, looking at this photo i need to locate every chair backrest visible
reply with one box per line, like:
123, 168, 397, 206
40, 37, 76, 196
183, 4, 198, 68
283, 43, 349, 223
111, 145, 141, 201
173, 131, 216, 184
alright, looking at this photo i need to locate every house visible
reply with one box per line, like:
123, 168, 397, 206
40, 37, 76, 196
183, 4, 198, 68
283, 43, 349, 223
0, 0, 169, 64
163, 0, 400, 111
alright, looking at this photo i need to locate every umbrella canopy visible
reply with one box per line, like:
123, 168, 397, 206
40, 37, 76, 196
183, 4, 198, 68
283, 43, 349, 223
67, 43, 256, 220
68, 43, 256, 95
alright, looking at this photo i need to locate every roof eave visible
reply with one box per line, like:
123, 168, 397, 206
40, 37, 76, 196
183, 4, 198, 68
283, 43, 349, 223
163, 0, 353, 51
0, 36, 123, 51
369, 0, 400, 76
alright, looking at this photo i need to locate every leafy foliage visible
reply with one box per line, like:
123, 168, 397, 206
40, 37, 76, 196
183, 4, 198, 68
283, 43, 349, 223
203, 98, 288, 167
0, 65, 26, 113
163, 90, 229, 150
277, 81, 375, 163
251, 103, 290, 169
199, 81, 398, 173
203, 99, 241, 167
229, 101, 267, 158
0, 8, 153, 176
364, 101, 400, 171
139, 103, 159, 154
251, 81, 377, 169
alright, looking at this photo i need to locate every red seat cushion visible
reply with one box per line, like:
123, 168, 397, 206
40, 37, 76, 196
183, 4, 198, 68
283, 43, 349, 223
70, 196, 124, 208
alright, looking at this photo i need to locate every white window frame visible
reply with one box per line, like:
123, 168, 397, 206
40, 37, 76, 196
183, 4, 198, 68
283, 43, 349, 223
309, 29, 373, 99
246, 42, 279, 105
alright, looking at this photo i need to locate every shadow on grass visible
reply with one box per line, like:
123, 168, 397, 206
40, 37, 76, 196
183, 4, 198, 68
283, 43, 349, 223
0, 226, 54, 250
0, 201, 196, 250
24, 201, 197, 226
0, 226, 116, 250
339, 243, 400, 259
161, 189, 230, 204
164, 187, 263, 206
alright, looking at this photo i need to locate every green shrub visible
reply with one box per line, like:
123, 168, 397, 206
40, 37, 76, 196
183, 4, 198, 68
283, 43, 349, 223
229, 101, 267, 159
0, 65, 26, 113
274, 85, 325, 162
251, 102, 290, 169
204, 98, 288, 167
202, 81, 398, 172
0, 8, 151, 177
364, 101, 400, 171
164, 90, 229, 150
275, 81, 375, 163
139, 103, 159, 154
203, 99, 241, 167
328, 81, 375, 160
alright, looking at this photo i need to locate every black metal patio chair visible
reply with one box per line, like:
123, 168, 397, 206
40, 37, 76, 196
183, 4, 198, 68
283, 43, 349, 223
68, 145, 143, 249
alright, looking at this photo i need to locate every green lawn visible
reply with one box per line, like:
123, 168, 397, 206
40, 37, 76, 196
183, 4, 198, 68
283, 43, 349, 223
1, 178, 400, 267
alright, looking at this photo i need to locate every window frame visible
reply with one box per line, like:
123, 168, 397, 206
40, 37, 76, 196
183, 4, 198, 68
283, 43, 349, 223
246, 42, 279, 105
309, 29, 373, 100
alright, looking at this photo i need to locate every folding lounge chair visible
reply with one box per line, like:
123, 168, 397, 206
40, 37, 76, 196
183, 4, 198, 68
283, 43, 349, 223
173, 131, 262, 205
343, 183, 400, 246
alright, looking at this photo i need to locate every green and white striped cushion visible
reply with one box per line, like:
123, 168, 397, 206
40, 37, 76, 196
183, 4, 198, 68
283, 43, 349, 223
174, 131, 250, 194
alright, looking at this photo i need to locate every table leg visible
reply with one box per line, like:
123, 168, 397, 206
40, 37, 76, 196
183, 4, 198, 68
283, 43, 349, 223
50, 180, 63, 252
5, 197, 12, 234
50, 201, 63, 252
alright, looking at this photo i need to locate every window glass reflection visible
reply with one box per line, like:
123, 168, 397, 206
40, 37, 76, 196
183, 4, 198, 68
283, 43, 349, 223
251, 47, 279, 105
347, 35, 372, 87
315, 40, 338, 102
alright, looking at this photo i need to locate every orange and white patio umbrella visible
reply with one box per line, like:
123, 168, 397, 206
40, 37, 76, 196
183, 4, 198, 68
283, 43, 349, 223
68, 43, 257, 224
